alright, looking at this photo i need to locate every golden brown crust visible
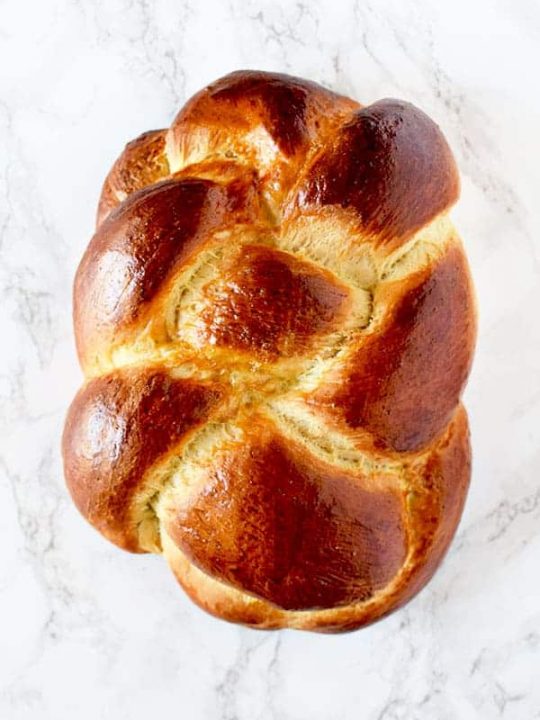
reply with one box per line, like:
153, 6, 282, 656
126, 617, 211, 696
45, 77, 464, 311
161, 406, 470, 632
317, 404, 471, 633
162, 532, 286, 629
74, 175, 261, 371
163, 416, 407, 611
167, 70, 359, 204
310, 242, 476, 452
197, 244, 350, 360
97, 129, 169, 227
62, 369, 223, 552
392, 404, 471, 609
169, 69, 358, 154
287, 99, 459, 248
64, 70, 476, 632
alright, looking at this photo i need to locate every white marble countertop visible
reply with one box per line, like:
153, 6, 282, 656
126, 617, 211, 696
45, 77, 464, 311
1, 0, 539, 718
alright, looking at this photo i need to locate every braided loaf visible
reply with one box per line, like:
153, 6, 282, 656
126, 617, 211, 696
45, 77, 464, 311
63, 71, 476, 632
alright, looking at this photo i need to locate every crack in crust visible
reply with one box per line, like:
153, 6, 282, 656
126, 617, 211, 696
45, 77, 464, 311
63, 70, 476, 633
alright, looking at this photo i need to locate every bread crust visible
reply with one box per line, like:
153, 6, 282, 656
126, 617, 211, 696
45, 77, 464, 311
63, 70, 476, 632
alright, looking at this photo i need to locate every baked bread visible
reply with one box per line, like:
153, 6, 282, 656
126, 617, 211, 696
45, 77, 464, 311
62, 70, 476, 632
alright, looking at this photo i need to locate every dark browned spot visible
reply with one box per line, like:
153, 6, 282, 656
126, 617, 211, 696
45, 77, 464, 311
198, 245, 349, 360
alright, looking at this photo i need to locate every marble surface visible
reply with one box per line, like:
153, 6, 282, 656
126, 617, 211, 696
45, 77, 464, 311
1, 0, 539, 717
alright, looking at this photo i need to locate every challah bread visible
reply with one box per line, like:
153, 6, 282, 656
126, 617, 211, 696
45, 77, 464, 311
62, 70, 476, 632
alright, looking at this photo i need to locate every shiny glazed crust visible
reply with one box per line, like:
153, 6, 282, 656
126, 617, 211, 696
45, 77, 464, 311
63, 70, 476, 632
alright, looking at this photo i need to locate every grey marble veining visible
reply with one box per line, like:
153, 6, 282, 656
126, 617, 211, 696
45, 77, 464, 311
0, 0, 539, 718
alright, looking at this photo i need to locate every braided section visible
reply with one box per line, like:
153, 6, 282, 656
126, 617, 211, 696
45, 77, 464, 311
63, 71, 476, 632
